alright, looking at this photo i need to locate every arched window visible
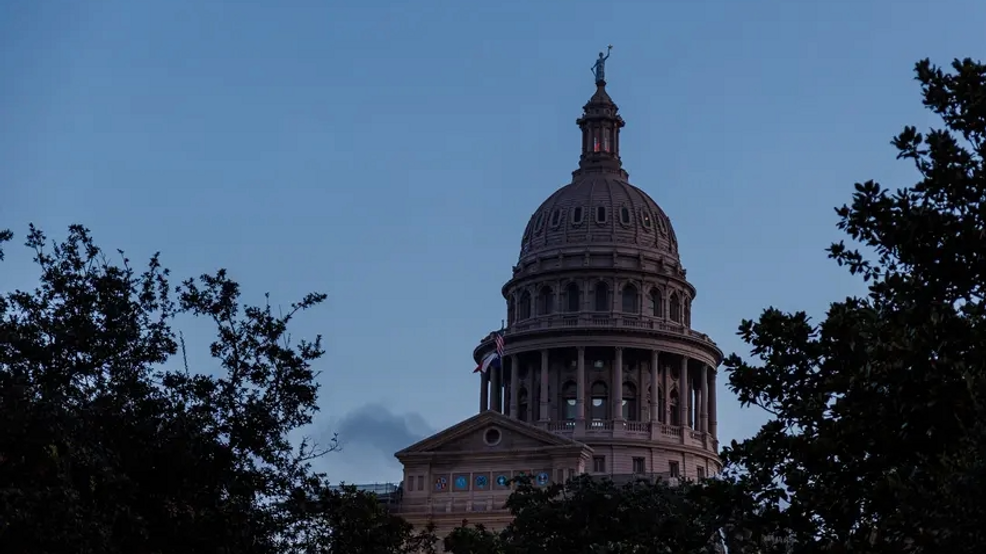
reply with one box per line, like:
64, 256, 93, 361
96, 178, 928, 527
518, 388, 529, 422
657, 386, 666, 423
565, 282, 580, 312
684, 298, 692, 326
562, 381, 577, 420
621, 284, 639, 313
650, 288, 663, 318
669, 390, 680, 426
590, 381, 608, 420
622, 382, 638, 421
594, 282, 609, 312
519, 291, 532, 320
669, 292, 681, 323
538, 286, 553, 316
508, 296, 516, 324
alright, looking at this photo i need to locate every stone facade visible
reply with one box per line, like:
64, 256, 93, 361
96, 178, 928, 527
391, 75, 723, 541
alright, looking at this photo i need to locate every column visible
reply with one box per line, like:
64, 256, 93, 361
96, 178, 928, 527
527, 362, 536, 422
509, 355, 520, 418
539, 349, 550, 421
649, 350, 659, 423
709, 368, 718, 439
480, 369, 489, 412
613, 347, 624, 421
663, 360, 671, 424
491, 363, 502, 413
679, 356, 690, 428
699, 364, 708, 433
576, 347, 586, 421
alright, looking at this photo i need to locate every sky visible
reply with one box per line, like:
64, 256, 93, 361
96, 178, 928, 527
2, 0, 984, 484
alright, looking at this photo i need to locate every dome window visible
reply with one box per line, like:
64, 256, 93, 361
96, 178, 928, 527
619, 206, 631, 226
572, 207, 584, 226
595, 206, 607, 224
534, 211, 545, 234
641, 210, 653, 230
550, 209, 562, 228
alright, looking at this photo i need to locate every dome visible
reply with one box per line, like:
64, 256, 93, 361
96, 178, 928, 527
518, 175, 679, 264
515, 81, 680, 266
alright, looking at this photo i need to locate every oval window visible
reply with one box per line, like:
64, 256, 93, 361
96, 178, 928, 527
641, 210, 653, 230
550, 209, 561, 227
620, 206, 631, 225
534, 211, 545, 233
572, 207, 584, 225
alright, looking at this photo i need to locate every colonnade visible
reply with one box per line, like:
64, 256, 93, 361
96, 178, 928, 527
479, 346, 717, 438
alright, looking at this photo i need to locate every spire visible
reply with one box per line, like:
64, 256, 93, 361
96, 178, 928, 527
577, 46, 627, 177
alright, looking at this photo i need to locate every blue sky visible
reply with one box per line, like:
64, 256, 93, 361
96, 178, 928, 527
2, 0, 983, 484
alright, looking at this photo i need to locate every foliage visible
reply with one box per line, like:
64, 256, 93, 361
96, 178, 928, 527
0, 225, 336, 553
721, 57, 986, 553
286, 484, 439, 554
443, 474, 736, 554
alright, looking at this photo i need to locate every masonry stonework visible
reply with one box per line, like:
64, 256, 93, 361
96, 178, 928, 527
392, 72, 723, 544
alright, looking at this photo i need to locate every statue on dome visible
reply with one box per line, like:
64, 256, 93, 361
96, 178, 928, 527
591, 45, 613, 85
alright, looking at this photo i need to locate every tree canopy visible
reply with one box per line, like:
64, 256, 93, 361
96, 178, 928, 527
0, 225, 335, 553
721, 57, 986, 553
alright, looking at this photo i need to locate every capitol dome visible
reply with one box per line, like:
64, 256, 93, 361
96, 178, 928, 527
518, 85, 680, 266
519, 176, 680, 265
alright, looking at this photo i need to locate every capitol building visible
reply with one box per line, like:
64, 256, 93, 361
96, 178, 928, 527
376, 59, 723, 538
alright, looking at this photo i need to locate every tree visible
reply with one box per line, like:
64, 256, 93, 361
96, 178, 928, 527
0, 224, 336, 553
443, 474, 735, 554
721, 57, 986, 553
285, 484, 439, 554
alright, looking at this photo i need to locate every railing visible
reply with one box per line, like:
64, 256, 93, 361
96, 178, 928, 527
534, 420, 715, 451
495, 314, 717, 346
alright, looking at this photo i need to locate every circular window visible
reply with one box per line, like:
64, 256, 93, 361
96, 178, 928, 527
484, 427, 502, 446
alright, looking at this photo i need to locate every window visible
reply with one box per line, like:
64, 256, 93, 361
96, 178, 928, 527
603, 129, 612, 152
622, 284, 639, 313
590, 381, 608, 420
550, 209, 562, 227
593, 456, 606, 473
562, 381, 577, 420
632, 457, 646, 474
696, 467, 706, 480
572, 206, 584, 225
534, 211, 545, 232
594, 282, 609, 312
650, 288, 664, 318
620, 206, 631, 225
417, 475, 424, 491
565, 282, 580, 312
641, 210, 653, 230
518, 388, 529, 422
669, 390, 680, 426
538, 286, 553, 316
593, 135, 601, 152
518, 291, 532, 320
596, 206, 607, 223
622, 382, 638, 420
668, 461, 680, 477
669, 292, 681, 323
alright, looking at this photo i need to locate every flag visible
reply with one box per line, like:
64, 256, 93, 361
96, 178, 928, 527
494, 331, 505, 358
473, 351, 501, 374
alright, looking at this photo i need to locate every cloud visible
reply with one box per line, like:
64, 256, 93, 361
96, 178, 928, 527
309, 404, 435, 485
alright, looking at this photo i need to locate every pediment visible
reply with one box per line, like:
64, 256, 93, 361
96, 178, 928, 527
395, 411, 584, 457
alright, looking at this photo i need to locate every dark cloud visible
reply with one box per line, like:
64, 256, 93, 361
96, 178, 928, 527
332, 403, 434, 456
305, 404, 435, 483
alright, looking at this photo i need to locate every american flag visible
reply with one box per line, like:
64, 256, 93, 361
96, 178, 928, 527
494, 331, 505, 357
